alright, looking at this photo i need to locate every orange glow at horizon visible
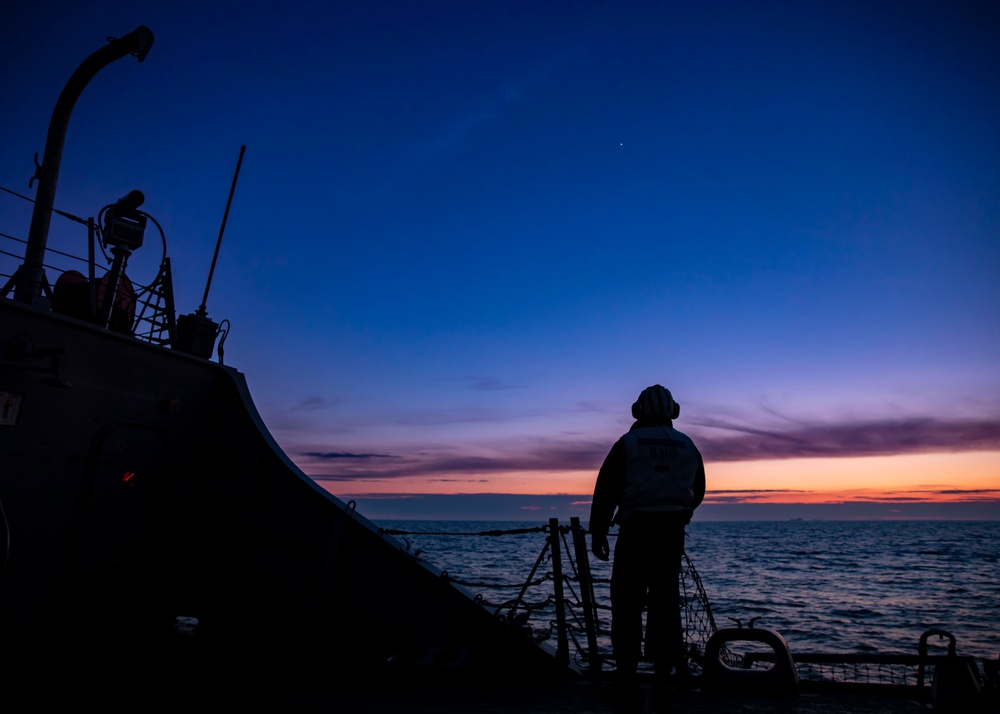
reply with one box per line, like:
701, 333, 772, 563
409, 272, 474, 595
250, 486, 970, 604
327, 450, 1000, 503
704, 451, 1000, 504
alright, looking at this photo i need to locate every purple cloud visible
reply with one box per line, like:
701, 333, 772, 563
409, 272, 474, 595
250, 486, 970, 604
304, 451, 396, 460
692, 417, 1000, 462
301, 415, 1000, 483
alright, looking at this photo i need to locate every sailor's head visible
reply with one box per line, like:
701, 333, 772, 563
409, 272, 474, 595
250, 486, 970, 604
631, 384, 680, 420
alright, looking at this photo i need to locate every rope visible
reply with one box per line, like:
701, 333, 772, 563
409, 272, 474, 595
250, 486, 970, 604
0, 184, 88, 225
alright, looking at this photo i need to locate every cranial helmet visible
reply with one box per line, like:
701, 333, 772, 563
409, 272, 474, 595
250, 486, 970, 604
631, 384, 680, 420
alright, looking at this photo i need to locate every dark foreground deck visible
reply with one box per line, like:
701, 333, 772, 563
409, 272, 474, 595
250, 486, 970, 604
9, 649, 996, 713
286, 679, 943, 714
8, 627, 995, 714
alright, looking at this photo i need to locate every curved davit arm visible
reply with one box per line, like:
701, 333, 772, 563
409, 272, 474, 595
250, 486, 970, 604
15, 27, 154, 305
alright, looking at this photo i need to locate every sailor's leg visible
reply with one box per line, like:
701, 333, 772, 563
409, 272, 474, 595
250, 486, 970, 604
610, 524, 645, 680
645, 519, 687, 678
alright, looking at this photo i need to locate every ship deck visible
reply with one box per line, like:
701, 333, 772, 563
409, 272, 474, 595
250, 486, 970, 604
284, 679, 939, 713
11, 645, 994, 713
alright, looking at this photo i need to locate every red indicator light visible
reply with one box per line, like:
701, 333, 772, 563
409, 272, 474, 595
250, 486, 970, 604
122, 471, 135, 485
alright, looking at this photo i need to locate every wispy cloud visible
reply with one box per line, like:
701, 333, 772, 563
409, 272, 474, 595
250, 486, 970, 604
265, 394, 350, 433
704, 489, 809, 504
692, 416, 1000, 462
413, 50, 573, 164
299, 414, 1000, 483
305, 438, 608, 481
303, 451, 397, 460
708, 489, 809, 494
933, 488, 1000, 495
702, 486, 1000, 505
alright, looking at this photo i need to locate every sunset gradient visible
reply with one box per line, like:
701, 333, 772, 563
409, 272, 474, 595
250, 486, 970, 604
1, 1, 997, 521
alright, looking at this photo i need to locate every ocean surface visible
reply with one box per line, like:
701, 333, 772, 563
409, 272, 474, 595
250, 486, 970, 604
381, 520, 999, 660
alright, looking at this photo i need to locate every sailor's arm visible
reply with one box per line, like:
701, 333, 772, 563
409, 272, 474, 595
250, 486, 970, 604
589, 438, 626, 560
691, 447, 706, 509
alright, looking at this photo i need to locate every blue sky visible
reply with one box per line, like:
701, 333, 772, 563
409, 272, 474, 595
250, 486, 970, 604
2, 1, 998, 519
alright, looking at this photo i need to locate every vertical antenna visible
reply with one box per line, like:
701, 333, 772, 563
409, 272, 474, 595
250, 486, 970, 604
199, 144, 245, 316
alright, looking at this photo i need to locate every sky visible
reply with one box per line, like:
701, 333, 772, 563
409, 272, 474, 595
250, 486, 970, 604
1, 1, 998, 521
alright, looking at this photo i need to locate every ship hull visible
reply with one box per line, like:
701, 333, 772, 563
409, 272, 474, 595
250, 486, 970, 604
0, 298, 557, 679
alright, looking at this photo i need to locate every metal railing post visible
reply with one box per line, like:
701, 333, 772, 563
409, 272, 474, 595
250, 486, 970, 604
571, 516, 602, 678
549, 518, 569, 666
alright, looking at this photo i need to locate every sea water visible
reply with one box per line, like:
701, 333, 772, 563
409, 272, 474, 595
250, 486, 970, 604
380, 519, 1000, 660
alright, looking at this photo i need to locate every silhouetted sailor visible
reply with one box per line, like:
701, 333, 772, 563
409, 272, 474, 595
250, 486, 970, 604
590, 384, 706, 705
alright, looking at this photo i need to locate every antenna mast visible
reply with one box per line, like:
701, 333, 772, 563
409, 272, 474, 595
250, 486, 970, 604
199, 144, 246, 316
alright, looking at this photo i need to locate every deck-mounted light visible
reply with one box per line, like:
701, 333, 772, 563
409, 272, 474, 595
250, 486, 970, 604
101, 190, 147, 251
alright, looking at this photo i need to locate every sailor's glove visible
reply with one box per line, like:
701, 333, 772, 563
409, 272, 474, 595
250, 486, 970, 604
591, 533, 610, 561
